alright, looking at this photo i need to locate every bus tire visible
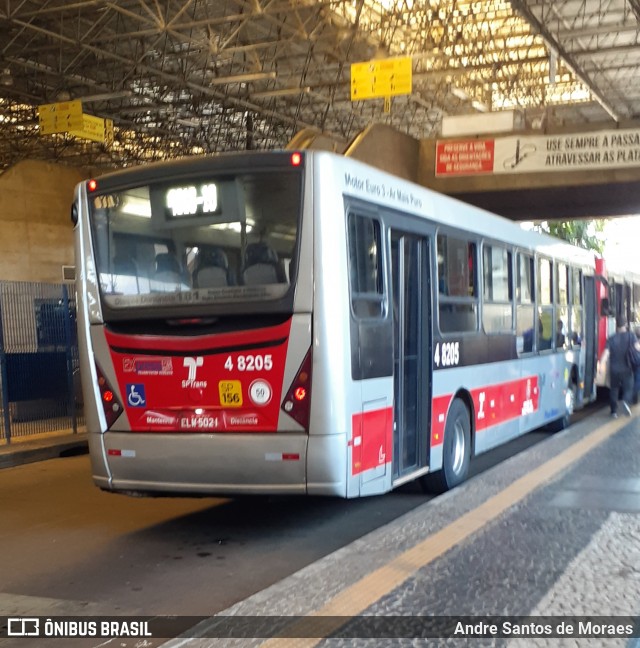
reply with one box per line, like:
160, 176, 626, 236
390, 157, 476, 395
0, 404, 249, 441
421, 398, 471, 494
548, 382, 577, 432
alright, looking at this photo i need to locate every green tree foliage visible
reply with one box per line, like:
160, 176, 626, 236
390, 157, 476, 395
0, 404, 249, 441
536, 220, 606, 254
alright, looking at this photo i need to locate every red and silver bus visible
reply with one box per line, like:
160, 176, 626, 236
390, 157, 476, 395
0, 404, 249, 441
72, 150, 598, 498
594, 256, 640, 388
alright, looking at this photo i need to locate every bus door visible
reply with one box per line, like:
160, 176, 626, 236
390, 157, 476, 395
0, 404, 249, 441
583, 275, 597, 400
390, 230, 431, 482
614, 281, 627, 322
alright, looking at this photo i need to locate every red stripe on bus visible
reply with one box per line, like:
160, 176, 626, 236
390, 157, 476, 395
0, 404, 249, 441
430, 394, 453, 448
104, 318, 293, 353
471, 376, 539, 431
431, 375, 539, 447
350, 407, 393, 476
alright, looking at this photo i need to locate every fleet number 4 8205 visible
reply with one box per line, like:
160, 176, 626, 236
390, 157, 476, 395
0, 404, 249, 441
224, 354, 273, 371
434, 342, 459, 367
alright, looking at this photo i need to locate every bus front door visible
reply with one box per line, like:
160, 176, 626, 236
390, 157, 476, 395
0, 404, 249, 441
583, 274, 597, 400
391, 231, 431, 482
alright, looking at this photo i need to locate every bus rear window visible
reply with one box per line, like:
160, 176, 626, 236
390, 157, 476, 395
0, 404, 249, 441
89, 170, 302, 311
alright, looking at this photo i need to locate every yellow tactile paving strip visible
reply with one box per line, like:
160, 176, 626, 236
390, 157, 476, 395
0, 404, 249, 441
260, 413, 628, 648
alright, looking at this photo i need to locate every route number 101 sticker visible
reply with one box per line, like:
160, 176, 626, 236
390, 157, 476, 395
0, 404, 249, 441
434, 342, 460, 367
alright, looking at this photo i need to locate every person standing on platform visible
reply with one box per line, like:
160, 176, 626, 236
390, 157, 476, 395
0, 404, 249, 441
607, 316, 635, 417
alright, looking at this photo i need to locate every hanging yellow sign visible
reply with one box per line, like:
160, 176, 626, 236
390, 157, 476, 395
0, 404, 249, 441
351, 56, 412, 101
37, 100, 84, 134
70, 114, 114, 144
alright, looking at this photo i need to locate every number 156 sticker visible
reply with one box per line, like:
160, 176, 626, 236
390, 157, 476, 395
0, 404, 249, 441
219, 380, 243, 407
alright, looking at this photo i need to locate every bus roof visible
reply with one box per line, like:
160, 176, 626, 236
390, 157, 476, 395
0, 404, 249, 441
85, 148, 597, 270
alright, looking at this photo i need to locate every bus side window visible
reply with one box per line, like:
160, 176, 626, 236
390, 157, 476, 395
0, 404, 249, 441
437, 233, 478, 333
482, 243, 513, 334
537, 257, 554, 351
571, 268, 583, 345
556, 262, 569, 349
516, 252, 535, 354
347, 213, 384, 318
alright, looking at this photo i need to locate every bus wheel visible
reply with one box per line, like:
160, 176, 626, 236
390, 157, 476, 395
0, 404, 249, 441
548, 382, 576, 432
421, 398, 471, 494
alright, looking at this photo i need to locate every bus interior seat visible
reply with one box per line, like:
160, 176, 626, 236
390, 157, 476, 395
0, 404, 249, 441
113, 253, 138, 276
242, 242, 287, 285
193, 247, 233, 288
112, 253, 140, 293
153, 252, 184, 289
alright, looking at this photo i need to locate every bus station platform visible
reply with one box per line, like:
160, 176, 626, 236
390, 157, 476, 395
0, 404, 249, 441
0, 431, 88, 470
160, 406, 640, 647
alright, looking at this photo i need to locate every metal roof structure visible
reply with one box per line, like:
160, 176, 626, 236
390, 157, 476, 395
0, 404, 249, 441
1, 0, 639, 173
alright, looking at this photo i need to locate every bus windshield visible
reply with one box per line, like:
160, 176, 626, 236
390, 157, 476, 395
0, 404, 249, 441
88, 168, 302, 313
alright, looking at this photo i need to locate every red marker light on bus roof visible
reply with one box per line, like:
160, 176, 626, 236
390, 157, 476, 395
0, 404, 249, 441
88, 179, 98, 192
290, 152, 302, 166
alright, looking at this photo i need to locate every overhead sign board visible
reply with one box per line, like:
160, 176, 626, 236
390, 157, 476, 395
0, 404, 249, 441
435, 127, 640, 176
37, 100, 83, 134
351, 56, 412, 101
70, 113, 114, 144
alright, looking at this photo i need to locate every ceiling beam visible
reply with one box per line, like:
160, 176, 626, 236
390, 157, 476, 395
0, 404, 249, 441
509, 0, 623, 121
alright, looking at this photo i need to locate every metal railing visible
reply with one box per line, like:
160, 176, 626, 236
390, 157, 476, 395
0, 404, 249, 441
0, 281, 84, 444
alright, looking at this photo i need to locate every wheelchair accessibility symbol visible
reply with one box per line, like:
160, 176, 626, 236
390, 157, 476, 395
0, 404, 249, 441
126, 384, 146, 407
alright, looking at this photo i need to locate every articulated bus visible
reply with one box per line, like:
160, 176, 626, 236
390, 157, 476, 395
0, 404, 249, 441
72, 151, 599, 498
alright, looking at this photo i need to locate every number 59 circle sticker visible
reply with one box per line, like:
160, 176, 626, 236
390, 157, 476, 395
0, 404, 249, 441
249, 379, 272, 406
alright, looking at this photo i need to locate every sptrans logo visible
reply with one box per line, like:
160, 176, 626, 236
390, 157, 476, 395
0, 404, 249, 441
183, 356, 207, 388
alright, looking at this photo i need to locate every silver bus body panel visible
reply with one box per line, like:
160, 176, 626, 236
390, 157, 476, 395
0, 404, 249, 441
306, 433, 348, 496
308, 155, 355, 496
74, 184, 104, 325
102, 432, 309, 495
73, 184, 112, 483
276, 161, 314, 431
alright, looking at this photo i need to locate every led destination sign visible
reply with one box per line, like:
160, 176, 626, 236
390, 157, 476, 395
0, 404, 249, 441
147, 177, 247, 229
166, 183, 219, 217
